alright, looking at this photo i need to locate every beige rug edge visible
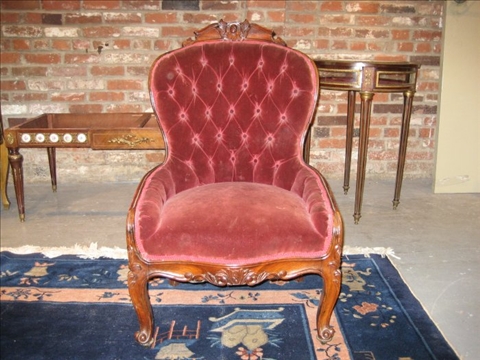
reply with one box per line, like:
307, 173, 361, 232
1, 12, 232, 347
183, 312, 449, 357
0, 243, 400, 259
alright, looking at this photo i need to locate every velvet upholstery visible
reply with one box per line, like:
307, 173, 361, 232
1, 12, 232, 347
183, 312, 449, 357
126, 21, 344, 347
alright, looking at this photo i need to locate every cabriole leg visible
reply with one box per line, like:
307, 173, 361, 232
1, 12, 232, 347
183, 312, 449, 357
316, 265, 342, 343
128, 265, 155, 347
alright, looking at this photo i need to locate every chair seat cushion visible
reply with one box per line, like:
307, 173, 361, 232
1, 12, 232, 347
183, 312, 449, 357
136, 182, 332, 265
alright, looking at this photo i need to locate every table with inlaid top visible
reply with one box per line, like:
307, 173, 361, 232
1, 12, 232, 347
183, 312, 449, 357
4, 113, 164, 221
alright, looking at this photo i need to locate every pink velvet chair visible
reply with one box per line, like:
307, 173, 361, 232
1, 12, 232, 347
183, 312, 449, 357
126, 20, 344, 347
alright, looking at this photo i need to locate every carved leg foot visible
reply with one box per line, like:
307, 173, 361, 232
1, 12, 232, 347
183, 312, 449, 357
128, 266, 154, 347
316, 266, 342, 343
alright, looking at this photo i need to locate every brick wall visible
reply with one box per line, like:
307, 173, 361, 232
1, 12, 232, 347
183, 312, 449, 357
0, 0, 444, 183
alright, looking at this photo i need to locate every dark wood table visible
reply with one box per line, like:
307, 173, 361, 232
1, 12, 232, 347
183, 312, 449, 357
308, 60, 420, 223
4, 113, 164, 221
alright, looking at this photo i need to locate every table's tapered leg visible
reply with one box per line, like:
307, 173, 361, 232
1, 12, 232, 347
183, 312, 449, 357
47, 147, 57, 192
354, 92, 374, 224
8, 148, 25, 221
1, 141, 10, 209
393, 90, 415, 209
343, 90, 356, 194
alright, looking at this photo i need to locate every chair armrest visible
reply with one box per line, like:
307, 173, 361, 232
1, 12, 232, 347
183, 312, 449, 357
127, 164, 178, 236
291, 167, 341, 241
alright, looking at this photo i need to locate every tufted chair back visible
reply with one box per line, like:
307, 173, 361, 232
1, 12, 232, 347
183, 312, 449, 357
149, 26, 318, 193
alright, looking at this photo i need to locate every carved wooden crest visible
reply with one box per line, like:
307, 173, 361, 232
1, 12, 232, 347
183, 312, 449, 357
182, 19, 286, 47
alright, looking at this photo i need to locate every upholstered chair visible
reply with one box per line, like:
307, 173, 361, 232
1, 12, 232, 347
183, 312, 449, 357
126, 20, 344, 347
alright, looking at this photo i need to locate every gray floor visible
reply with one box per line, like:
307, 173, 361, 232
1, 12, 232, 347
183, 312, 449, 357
1, 178, 479, 359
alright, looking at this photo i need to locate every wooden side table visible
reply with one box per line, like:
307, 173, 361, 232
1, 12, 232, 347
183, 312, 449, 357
4, 113, 164, 221
1, 117, 11, 209
309, 60, 419, 223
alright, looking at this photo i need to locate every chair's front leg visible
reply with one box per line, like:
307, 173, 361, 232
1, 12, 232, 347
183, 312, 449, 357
128, 263, 155, 347
316, 262, 342, 343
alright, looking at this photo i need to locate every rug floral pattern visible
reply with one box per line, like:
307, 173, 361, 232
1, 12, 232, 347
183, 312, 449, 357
0, 253, 458, 360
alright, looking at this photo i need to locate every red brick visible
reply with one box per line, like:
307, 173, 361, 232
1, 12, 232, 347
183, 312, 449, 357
413, 30, 442, 42
126, 67, 151, 76
83, 26, 122, 38
331, 40, 348, 50
355, 29, 389, 39
32, 39, 49, 50
12, 93, 48, 102
24, 12, 43, 24
89, 92, 124, 102
109, 40, 131, 50
266, 11, 285, 23
104, 12, 142, 23
154, 40, 170, 51
91, 66, 124, 76
397, 42, 414, 52
318, 138, 346, 149
11, 67, 48, 76
320, 1, 343, 12
52, 40, 71, 51
49, 67, 87, 77
69, 104, 104, 113
1, 1, 40, 10
384, 128, 400, 137
350, 41, 366, 51
122, 0, 161, 10
65, 54, 99, 64
288, 13, 316, 24
345, 2, 380, 13
42, 0, 80, 10
107, 80, 143, 90
320, 14, 354, 25
65, 13, 103, 24
247, 1, 286, 9
287, 1, 318, 11
82, 0, 121, 10
1, 80, 27, 91
202, 1, 241, 10
51, 92, 86, 101
162, 26, 198, 38
313, 39, 329, 50
145, 13, 177, 23
11, 39, 29, 50
2, 25, 43, 37
416, 43, 432, 53
392, 30, 410, 40
329, 27, 354, 37
417, 82, 439, 92
0, 12, 21, 23
356, 16, 390, 26
0, 52, 21, 64
24, 53, 61, 64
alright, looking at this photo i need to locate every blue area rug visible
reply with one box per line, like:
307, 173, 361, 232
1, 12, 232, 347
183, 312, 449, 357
0, 252, 458, 359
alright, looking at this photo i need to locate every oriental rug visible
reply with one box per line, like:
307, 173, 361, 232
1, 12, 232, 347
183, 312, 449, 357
0, 251, 458, 360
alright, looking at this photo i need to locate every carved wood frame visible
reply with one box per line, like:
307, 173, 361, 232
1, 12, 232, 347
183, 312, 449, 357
182, 19, 287, 46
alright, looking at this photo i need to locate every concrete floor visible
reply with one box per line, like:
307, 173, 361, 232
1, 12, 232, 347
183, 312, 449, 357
1, 178, 479, 359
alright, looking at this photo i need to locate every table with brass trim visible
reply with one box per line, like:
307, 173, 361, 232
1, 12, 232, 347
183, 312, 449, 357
307, 60, 420, 223
4, 113, 164, 221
